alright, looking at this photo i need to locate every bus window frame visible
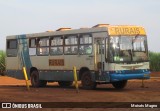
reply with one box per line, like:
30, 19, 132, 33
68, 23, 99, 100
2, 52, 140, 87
29, 38, 37, 48
29, 38, 37, 56
64, 34, 78, 55
50, 36, 64, 56
6, 39, 18, 57
107, 36, 117, 63
105, 37, 109, 63
79, 34, 93, 55
36, 37, 50, 56
7, 39, 17, 49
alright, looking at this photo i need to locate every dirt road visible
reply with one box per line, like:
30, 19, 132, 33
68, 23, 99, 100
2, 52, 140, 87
0, 72, 160, 111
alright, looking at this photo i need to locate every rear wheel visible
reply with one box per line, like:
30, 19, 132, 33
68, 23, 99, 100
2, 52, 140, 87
58, 81, 73, 87
81, 71, 97, 90
112, 80, 127, 89
30, 70, 47, 87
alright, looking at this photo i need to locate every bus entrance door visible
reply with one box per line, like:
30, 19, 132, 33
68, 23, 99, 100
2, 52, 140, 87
94, 38, 109, 82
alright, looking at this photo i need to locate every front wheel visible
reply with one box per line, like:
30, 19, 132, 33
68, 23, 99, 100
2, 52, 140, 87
81, 71, 97, 90
112, 80, 127, 89
30, 70, 47, 87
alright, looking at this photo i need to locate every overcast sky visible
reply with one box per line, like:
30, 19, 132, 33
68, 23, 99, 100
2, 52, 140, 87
0, 0, 159, 52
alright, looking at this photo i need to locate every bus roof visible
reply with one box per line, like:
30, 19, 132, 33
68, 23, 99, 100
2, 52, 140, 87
6, 26, 108, 39
6, 24, 146, 39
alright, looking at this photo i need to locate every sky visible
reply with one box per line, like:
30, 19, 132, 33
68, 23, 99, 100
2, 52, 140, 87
0, 0, 159, 52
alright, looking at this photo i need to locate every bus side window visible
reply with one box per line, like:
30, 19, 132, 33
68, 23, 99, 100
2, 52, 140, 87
37, 37, 49, 56
79, 34, 92, 55
29, 38, 36, 56
64, 35, 78, 55
7, 39, 17, 57
50, 37, 63, 55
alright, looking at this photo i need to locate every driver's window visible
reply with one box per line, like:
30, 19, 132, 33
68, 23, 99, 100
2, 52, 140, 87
133, 37, 145, 51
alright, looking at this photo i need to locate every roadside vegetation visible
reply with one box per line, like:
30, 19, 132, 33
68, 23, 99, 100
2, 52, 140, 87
0, 50, 5, 75
149, 51, 160, 71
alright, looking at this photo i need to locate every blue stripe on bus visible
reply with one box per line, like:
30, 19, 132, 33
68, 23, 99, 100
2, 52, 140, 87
16, 35, 32, 74
109, 71, 150, 82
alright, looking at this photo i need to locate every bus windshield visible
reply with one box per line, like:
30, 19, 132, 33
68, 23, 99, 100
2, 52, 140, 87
108, 35, 148, 63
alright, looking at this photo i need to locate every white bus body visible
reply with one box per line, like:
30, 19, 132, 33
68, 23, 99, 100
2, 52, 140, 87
6, 24, 150, 89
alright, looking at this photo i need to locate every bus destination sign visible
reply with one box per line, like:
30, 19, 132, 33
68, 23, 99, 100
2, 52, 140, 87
108, 26, 146, 36
49, 59, 64, 66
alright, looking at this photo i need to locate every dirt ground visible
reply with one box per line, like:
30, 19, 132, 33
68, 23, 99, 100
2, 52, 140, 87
0, 72, 160, 111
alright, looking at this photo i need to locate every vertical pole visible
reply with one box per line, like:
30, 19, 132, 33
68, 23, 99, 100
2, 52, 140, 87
141, 79, 144, 88
23, 67, 30, 90
73, 66, 79, 93
94, 44, 97, 70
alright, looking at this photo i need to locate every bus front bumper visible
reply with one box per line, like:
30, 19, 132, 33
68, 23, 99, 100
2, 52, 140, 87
110, 72, 150, 82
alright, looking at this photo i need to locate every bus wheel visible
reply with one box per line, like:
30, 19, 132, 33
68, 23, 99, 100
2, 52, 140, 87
31, 70, 47, 87
81, 71, 96, 90
58, 81, 73, 87
112, 80, 127, 89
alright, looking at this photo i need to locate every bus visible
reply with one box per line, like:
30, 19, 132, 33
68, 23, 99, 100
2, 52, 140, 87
6, 24, 150, 89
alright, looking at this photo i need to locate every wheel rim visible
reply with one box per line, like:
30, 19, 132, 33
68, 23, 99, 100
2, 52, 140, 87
83, 75, 91, 86
84, 76, 91, 86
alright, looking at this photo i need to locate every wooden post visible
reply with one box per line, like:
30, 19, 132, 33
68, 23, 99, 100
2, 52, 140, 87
23, 67, 30, 91
73, 66, 79, 93
141, 79, 144, 88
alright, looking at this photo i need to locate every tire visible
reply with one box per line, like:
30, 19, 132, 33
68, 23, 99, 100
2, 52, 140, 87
58, 81, 73, 87
112, 80, 127, 89
0, 70, 5, 76
30, 70, 47, 87
81, 71, 97, 90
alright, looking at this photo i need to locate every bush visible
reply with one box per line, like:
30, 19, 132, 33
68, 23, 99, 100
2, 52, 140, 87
0, 50, 5, 75
149, 51, 160, 71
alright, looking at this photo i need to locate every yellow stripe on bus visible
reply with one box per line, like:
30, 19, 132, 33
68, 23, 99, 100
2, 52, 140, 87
108, 26, 146, 36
